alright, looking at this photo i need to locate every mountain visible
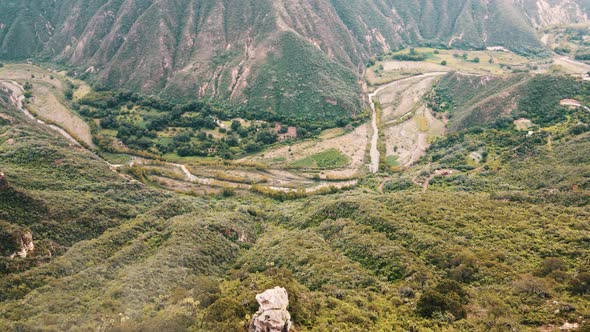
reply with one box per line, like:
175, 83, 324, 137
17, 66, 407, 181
2, 1, 590, 331
0, 0, 589, 121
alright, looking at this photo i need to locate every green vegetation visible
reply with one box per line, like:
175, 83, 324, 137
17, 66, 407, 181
291, 149, 350, 169
392, 48, 428, 61
75, 83, 365, 160
427, 72, 529, 131
386, 155, 399, 166
1, 70, 590, 330
2, 2, 590, 330
246, 32, 363, 125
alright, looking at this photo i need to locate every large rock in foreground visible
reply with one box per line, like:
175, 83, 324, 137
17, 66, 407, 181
250, 287, 291, 332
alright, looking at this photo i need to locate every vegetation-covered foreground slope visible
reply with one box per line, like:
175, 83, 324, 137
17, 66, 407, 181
1, 74, 590, 331
0, 0, 589, 121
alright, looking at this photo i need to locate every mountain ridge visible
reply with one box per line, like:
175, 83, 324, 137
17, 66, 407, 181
1, 0, 589, 119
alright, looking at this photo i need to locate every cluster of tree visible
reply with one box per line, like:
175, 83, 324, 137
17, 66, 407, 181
392, 48, 427, 61
77, 87, 363, 159
575, 52, 590, 61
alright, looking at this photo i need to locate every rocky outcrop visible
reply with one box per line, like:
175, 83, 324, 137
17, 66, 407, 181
250, 287, 291, 332
10, 230, 34, 259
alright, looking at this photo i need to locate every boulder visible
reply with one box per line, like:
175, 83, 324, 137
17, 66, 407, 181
10, 230, 34, 259
250, 287, 291, 332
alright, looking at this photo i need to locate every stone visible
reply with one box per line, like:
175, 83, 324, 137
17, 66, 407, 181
560, 322, 579, 330
10, 230, 34, 259
250, 287, 291, 332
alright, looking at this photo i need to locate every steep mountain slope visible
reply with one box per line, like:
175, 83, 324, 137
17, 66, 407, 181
1, 0, 588, 120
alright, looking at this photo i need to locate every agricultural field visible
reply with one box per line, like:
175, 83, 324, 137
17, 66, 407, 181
290, 149, 350, 169
0, 64, 95, 148
541, 24, 590, 59
367, 47, 537, 87
244, 124, 369, 179
371, 74, 446, 168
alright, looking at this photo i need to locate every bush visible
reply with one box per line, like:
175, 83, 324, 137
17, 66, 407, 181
537, 257, 566, 277
570, 272, 590, 295
416, 290, 467, 320
416, 280, 468, 320
514, 275, 551, 299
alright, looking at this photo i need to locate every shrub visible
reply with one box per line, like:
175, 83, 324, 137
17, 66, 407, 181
416, 290, 466, 320
514, 275, 551, 299
416, 280, 468, 320
570, 272, 590, 295
537, 257, 566, 277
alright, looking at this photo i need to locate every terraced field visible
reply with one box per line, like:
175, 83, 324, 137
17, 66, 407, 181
370, 73, 446, 168
0, 64, 95, 148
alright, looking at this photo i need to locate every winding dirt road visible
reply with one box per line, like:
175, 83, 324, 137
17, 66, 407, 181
2, 80, 356, 194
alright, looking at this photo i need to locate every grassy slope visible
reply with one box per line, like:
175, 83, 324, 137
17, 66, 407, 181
0, 88, 168, 271
245, 32, 362, 123
422, 74, 590, 203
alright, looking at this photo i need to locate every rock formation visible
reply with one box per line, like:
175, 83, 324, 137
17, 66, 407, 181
10, 230, 34, 259
250, 287, 291, 332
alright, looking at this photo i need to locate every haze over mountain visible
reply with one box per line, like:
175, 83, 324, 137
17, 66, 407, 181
1, 0, 589, 119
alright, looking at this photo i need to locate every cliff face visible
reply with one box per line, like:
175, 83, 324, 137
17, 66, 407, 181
0, 0, 588, 117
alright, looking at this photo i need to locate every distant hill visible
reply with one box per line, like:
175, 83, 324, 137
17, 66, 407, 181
0, 0, 588, 120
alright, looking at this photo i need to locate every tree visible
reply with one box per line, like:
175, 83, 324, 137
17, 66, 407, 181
441, 60, 448, 66
256, 130, 278, 145
173, 131, 192, 144
416, 279, 468, 320
64, 89, 74, 100
0, 63, 4, 68
417, 290, 466, 320
537, 257, 566, 277
473, 57, 480, 63
570, 272, 590, 295
230, 120, 241, 131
